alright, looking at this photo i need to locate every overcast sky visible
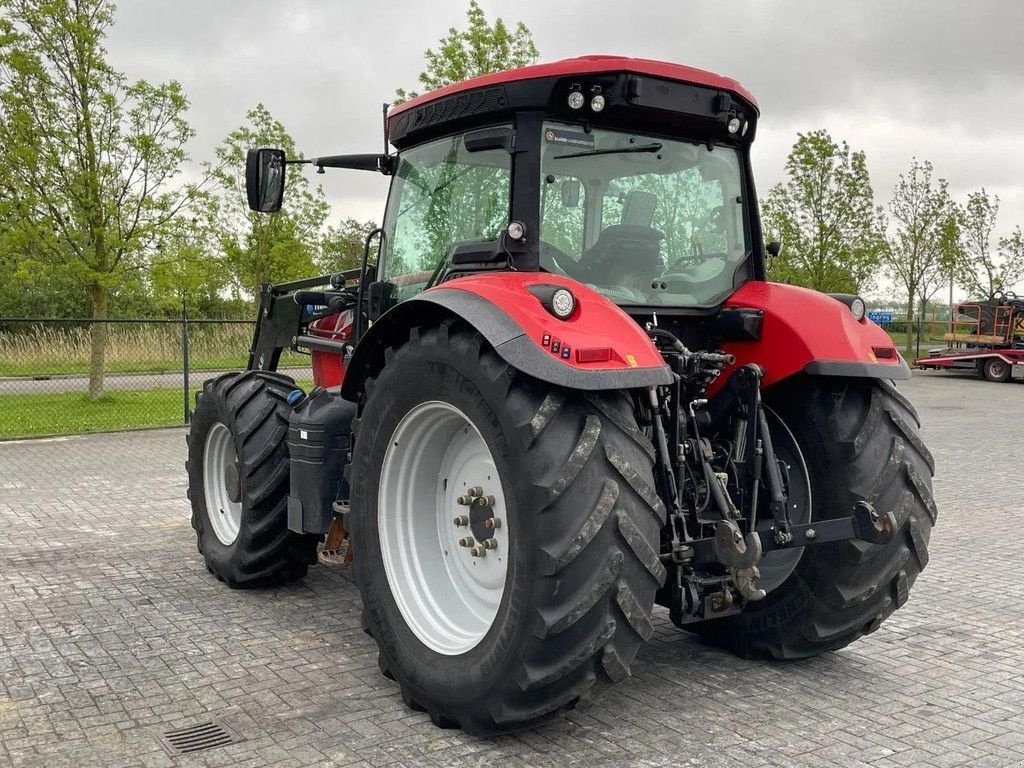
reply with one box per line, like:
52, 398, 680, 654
107, 0, 1024, 294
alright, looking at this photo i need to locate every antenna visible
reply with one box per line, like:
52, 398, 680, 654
382, 102, 389, 155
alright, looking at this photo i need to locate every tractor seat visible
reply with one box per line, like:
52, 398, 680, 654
580, 224, 664, 287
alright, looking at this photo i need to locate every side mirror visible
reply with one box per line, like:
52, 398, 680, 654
560, 179, 581, 207
767, 240, 783, 258
245, 148, 286, 213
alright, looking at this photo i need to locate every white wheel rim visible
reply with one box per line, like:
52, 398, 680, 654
204, 422, 243, 546
378, 401, 510, 655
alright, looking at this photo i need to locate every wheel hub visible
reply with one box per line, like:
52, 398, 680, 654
203, 422, 243, 546
378, 401, 510, 655
224, 462, 241, 504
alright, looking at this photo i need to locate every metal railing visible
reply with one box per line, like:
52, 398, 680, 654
0, 313, 309, 440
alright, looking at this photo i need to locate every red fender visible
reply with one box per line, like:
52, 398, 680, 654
715, 281, 908, 392
340, 272, 671, 398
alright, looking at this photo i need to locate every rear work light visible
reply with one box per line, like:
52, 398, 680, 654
576, 347, 612, 363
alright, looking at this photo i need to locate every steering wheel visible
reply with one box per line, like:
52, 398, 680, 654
540, 240, 585, 280
662, 253, 728, 285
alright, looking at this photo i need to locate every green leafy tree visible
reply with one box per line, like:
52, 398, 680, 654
955, 190, 1024, 299
149, 212, 231, 315
997, 227, 1024, 293
0, 0, 195, 397
319, 218, 379, 274
395, 0, 539, 103
207, 104, 328, 295
761, 130, 885, 293
881, 159, 956, 355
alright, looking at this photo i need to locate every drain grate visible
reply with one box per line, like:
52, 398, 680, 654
160, 720, 237, 755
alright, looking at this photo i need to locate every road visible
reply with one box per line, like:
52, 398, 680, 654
0, 372, 1022, 766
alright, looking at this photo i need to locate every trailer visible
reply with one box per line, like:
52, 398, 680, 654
914, 291, 1024, 382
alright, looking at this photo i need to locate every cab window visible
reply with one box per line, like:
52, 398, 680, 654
380, 129, 512, 300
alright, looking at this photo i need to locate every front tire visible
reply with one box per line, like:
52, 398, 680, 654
691, 377, 936, 658
349, 322, 665, 734
186, 371, 319, 587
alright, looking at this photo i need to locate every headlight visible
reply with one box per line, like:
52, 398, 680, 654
850, 297, 866, 321
551, 289, 576, 319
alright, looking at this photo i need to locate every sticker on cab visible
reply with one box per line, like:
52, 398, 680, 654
544, 128, 594, 147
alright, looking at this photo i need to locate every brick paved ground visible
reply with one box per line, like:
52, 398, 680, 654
0, 371, 1021, 768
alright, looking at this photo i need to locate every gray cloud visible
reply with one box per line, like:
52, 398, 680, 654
106, 0, 1024, 245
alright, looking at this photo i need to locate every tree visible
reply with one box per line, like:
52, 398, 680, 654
0, 0, 195, 397
395, 0, 539, 103
882, 159, 955, 356
149, 212, 231, 315
955, 190, 1024, 299
997, 227, 1024, 293
319, 218, 379, 274
761, 130, 885, 293
206, 104, 328, 295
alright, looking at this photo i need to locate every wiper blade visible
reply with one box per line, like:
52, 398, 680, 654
554, 142, 663, 160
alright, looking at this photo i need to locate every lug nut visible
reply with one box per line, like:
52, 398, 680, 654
458, 537, 474, 547
482, 538, 498, 550
470, 545, 486, 557
456, 495, 471, 506
484, 517, 501, 530
467, 486, 483, 498
453, 515, 469, 526
805, 528, 817, 540
474, 495, 495, 508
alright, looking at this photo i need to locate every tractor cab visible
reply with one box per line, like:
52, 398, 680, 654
375, 57, 762, 314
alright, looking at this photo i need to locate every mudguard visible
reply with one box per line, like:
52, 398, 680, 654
717, 281, 910, 390
340, 272, 672, 399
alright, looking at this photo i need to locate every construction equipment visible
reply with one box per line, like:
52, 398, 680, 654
915, 291, 1024, 381
185, 56, 936, 735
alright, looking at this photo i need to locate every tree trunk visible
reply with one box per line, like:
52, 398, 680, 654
904, 294, 915, 358
949, 275, 954, 337
88, 284, 108, 400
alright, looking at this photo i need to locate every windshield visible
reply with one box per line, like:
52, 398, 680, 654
539, 121, 750, 306
380, 129, 511, 300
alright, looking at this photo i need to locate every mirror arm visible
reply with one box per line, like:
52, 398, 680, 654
305, 153, 394, 175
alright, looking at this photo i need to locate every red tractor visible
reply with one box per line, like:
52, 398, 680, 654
186, 56, 936, 734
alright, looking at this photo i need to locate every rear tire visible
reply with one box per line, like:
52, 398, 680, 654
186, 371, 319, 587
981, 357, 1011, 383
349, 322, 665, 734
690, 377, 936, 658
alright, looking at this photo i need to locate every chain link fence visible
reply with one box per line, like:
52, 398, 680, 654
0, 315, 310, 439
0, 309, 952, 440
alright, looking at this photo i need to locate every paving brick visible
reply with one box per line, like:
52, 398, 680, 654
1, 372, 1022, 766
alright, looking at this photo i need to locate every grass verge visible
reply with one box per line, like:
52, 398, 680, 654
0, 380, 313, 440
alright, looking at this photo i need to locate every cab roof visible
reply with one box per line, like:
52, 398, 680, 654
389, 55, 759, 122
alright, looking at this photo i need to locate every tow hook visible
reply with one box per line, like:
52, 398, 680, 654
712, 519, 762, 570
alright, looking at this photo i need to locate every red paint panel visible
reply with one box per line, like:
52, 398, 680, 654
389, 55, 758, 123
428, 273, 663, 373
309, 310, 353, 388
716, 282, 904, 390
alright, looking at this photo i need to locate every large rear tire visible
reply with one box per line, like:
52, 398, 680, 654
349, 322, 665, 735
186, 371, 319, 587
690, 377, 936, 658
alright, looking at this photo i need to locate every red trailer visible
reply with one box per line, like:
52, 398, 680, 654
915, 291, 1024, 382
